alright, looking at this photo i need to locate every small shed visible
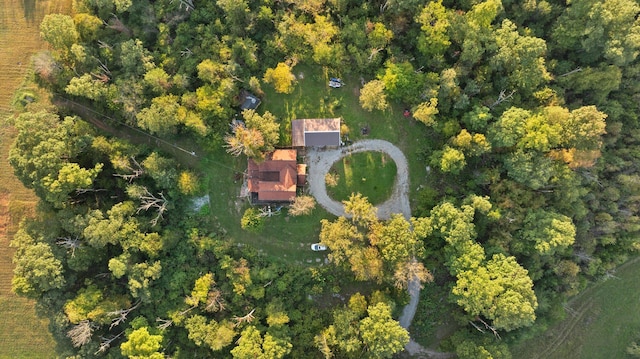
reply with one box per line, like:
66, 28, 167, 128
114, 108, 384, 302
291, 118, 341, 147
239, 90, 261, 111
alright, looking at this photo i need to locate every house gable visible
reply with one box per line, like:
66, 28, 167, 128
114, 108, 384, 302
247, 149, 299, 202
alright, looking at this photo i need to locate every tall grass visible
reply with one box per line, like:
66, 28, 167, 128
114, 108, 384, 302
511, 257, 640, 359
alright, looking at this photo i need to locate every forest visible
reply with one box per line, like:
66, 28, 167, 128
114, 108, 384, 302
8, 0, 640, 357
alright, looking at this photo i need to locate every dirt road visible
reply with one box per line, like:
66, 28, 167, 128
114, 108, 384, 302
306, 140, 453, 358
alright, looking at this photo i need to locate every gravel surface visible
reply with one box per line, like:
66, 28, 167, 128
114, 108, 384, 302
306, 139, 411, 220
307, 140, 453, 357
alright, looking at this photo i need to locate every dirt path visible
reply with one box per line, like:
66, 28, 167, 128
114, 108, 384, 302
306, 139, 411, 220
53, 96, 201, 168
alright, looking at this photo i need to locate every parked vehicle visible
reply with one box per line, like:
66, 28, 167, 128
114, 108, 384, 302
311, 243, 327, 251
329, 77, 343, 88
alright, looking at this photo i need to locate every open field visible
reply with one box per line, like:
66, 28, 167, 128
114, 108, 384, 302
0, 0, 70, 356
511, 257, 640, 359
327, 151, 397, 205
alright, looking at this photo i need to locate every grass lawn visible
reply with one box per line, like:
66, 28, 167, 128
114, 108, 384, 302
202, 149, 334, 264
260, 64, 433, 203
510, 256, 640, 359
326, 151, 396, 205
203, 64, 434, 263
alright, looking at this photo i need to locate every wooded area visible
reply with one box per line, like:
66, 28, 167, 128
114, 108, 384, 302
8, 0, 640, 357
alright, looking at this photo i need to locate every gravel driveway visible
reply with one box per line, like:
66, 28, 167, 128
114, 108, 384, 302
306, 139, 411, 220
307, 139, 440, 355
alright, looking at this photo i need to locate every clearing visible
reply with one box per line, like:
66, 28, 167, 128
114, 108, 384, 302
327, 151, 396, 205
511, 256, 640, 359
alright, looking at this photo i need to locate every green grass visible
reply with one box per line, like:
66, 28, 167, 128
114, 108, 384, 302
202, 149, 335, 264
261, 64, 433, 208
326, 151, 397, 205
511, 257, 640, 359
204, 64, 434, 263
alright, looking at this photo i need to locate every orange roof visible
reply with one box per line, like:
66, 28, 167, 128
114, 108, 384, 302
247, 150, 298, 202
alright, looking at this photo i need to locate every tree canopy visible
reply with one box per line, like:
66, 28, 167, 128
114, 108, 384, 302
11, 0, 640, 356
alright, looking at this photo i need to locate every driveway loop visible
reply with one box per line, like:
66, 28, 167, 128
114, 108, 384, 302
306, 139, 410, 220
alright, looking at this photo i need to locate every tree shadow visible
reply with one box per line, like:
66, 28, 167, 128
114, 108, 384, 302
21, 0, 38, 25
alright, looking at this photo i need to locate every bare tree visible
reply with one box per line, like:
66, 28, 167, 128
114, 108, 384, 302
232, 308, 256, 327
97, 40, 113, 50
559, 67, 583, 77
289, 195, 316, 216
113, 156, 144, 182
108, 301, 141, 330
156, 317, 173, 330
95, 331, 124, 354
105, 15, 132, 36
470, 318, 501, 339
179, 0, 194, 11
133, 187, 168, 226
393, 259, 433, 290
205, 289, 226, 312
490, 90, 516, 108
67, 320, 95, 348
180, 48, 193, 57
57, 236, 82, 257
368, 48, 382, 62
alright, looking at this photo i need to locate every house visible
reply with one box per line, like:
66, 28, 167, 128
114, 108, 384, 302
239, 90, 261, 111
291, 118, 341, 147
247, 149, 304, 203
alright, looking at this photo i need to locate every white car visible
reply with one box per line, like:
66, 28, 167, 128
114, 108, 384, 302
311, 243, 327, 251
329, 78, 343, 88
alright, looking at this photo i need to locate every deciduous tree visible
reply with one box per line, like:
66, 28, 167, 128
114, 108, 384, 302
264, 62, 296, 94
120, 326, 163, 358
453, 254, 537, 331
359, 80, 389, 112
359, 302, 409, 358
40, 14, 78, 51
289, 195, 316, 216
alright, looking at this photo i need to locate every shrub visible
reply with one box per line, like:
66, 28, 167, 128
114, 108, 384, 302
289, 195, 316, 216
241, 208, 264, 232
178, 171, 201, 195
325, 172, 339, 188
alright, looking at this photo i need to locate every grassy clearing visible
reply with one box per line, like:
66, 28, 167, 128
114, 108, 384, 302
0, 0, 71, 356
327, 151, 397, 205
203, 149, 334, 264
205, 64, 432, 263
511, 257, 640, 359
260, 64, 433, 201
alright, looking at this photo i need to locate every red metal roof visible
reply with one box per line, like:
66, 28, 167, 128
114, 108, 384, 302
247, 150, 298, 202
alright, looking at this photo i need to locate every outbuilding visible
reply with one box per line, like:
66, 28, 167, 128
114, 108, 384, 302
291, 118, 341, 147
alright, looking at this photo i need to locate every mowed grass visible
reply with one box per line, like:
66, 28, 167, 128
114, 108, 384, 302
327, 151, 396, 205
0, 0, 71, 356
260, 64, 432, 204
511, 257, 640, 359
205, 64, 432, 263
203, 150, 334, 264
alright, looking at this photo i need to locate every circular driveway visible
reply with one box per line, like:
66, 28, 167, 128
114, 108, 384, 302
306, 139, 411, 220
